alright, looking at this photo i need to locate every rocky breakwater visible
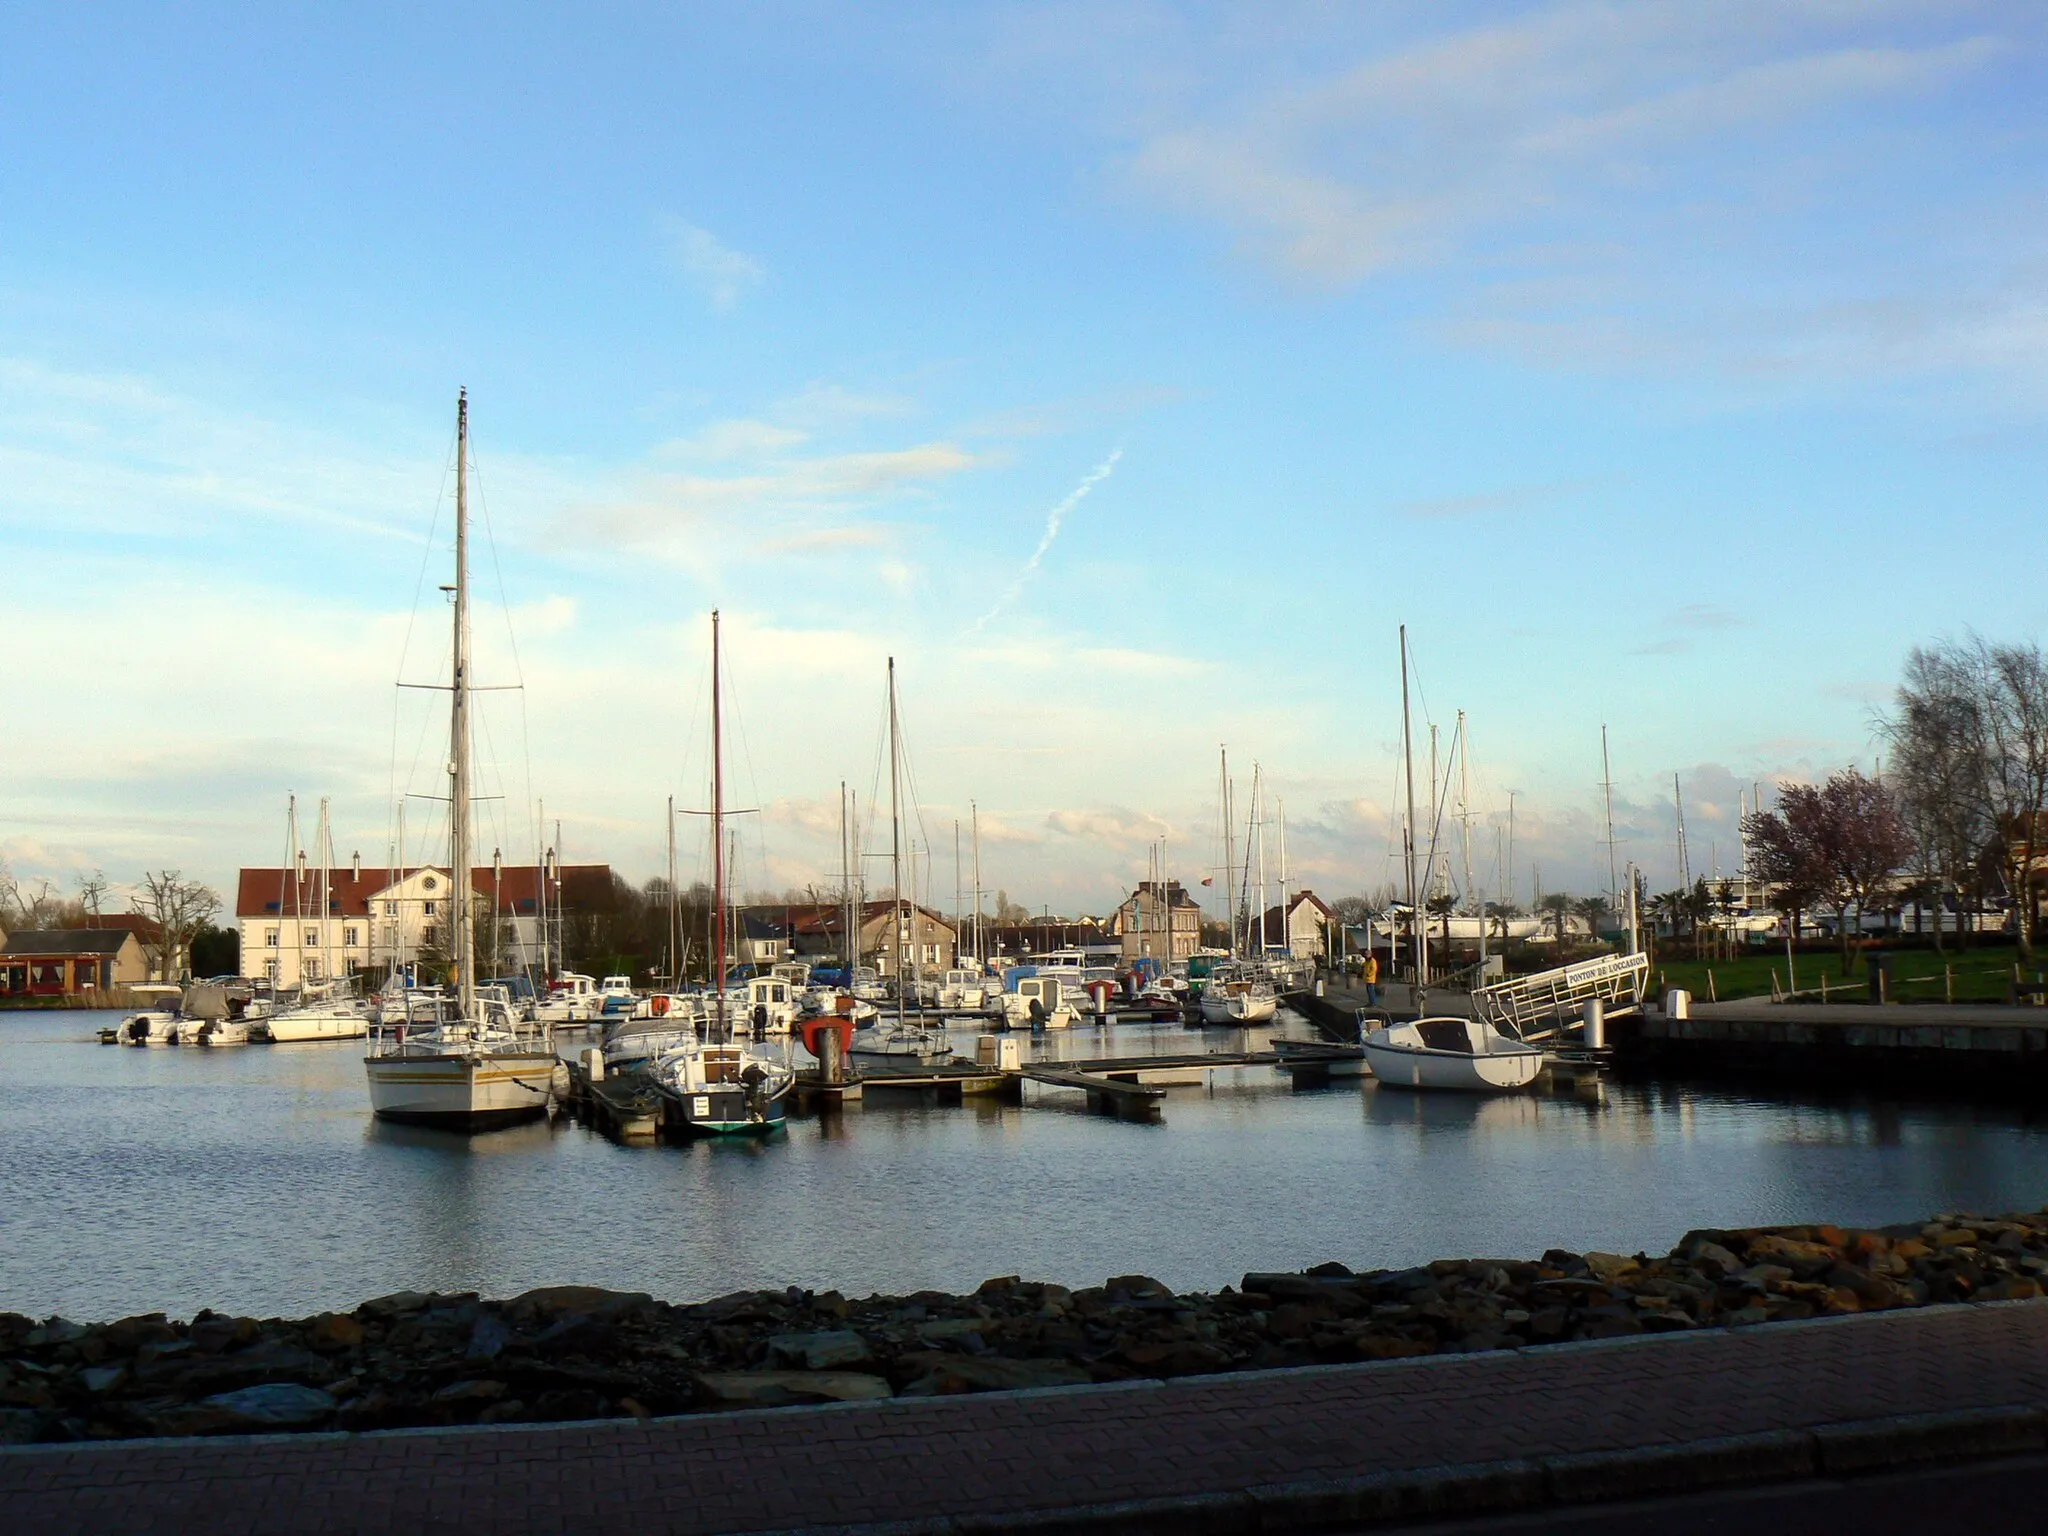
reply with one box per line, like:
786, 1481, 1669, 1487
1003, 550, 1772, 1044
6, 1208, 2048, 1444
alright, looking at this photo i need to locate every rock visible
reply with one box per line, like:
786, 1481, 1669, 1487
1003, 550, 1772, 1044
1353, 1334, 1435, 1361
79, 1366, 126, 1393
895, 1356, 1091, 1395
1688, 1242, 1744, 1278
767, 1330, 876, 1371
431, 1379, 508, 1405
305, 1313, 365, 1352
97, 1315, 176, 1354
359, 1291, 430, 1319
201, 1383, 338, 1428
1582, 1253, 1638, 1283
166, 1342, 336, 1394
23, 1320, 85, 1348
0, 1408, 46, 1444
1106, 1275, 1174, 1301
693, 1371, 891, 1407
511, 1286, 653, 1322
466, 1314, 514, 1361
1119, 1341, 1232, 1376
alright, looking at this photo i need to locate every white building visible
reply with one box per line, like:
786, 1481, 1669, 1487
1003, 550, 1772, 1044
233, 858, 613, 985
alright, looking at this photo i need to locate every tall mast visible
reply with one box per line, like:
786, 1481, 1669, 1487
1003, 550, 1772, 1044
888, 658, 904, 1025
840, 782, 852, 972
666, 795, 678, 983
283, 794, 301, 987
1673, 771, 1691, 891
450, 388, 475, 1024
318, 797, 333, 984
1221, 747, 1236, 960
954, 819, 961, 968
1601, 725, 1620, 913
1251, 765, 1266, 955
1400, 625, 1423, 985
712, 610, 726, 1021
1278, 800, 1288, 960
971, 801, 982, 966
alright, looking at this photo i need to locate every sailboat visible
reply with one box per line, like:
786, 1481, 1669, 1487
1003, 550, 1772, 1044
1362, 626, 1541, 1094
847, 658, 950, 1064
362, 392, 560, 1129
648, 611, 794, 1134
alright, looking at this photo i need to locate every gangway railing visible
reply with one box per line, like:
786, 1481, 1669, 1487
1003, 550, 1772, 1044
1473, 952, 1649, 1040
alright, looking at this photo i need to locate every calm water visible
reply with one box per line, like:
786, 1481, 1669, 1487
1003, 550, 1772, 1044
5, 1009, 2048, 1322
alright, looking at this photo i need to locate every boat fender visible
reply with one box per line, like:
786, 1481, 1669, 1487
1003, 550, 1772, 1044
651, 994, 669, 1016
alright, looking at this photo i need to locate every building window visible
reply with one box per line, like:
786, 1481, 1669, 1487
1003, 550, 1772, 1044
422, 925, 438, 947
265, 928, 279, 947
424, 901, 436, 917
384, 902, 397, 917
344, 927, 359, 947
305, 929, 319, 948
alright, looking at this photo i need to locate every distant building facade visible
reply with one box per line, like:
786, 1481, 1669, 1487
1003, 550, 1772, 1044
1110, 881, 1203, 963
1248, 890, 1334, 960
744, 901, 958, 975
234, 860, 613, 985
0, 929, 152, 997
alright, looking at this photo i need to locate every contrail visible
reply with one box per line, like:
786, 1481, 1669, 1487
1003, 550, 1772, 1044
973, 448, 1122, 630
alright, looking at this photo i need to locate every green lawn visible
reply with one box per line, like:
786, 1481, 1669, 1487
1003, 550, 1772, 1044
1649, 946, 2044, 1004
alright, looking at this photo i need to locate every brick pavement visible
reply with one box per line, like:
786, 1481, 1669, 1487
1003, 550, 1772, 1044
4, 1300, 2048, 1535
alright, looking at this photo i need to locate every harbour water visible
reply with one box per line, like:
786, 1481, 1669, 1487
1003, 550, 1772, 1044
5, 1008, 2047, 1322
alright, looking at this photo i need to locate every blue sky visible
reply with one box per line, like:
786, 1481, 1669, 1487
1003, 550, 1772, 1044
3, 1, 2045, 917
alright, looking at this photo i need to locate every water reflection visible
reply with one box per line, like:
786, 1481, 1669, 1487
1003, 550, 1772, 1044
12, 1008, 2048, 1321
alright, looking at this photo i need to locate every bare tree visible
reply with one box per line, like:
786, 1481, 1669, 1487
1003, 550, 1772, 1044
1887, 637, 2048, 956
131, 870, 222, 983
76, 869, 110, 919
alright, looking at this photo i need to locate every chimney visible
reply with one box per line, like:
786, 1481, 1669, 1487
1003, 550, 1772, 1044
352, 851, 361, 880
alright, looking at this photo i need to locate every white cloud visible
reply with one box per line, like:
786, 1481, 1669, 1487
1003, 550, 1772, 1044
661, 218, 766, 311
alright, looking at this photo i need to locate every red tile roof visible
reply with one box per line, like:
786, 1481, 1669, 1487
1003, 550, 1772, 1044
234, 864, 612, 919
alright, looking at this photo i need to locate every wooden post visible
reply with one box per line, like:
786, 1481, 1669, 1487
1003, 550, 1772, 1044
1945, 965, 1954, 1004
1771, 967, 1781, 1002
1707, 968, 1717, 1003
1821, 975, 1829, 1004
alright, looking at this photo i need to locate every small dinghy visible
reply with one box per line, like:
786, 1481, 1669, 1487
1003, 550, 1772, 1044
1362, 1016, 1543, 1092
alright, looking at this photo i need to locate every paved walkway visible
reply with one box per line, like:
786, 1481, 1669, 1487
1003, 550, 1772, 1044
5, 1300, 2048, 1535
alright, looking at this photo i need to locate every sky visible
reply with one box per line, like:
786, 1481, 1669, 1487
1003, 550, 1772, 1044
2, 1, 2045, 922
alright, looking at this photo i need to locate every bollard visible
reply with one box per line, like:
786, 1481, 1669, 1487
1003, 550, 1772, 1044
1665, 988, 1690, 1020
1582, 996, 1605, 1050
580, 1045, 604, 1084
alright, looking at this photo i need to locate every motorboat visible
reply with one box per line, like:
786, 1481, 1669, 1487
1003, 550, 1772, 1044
800, 986, 878, 1025
847, 1018, 951, 1063
849, 966, 887, 1003
536, 972, 600, 1026
932, 968, 990, 1012
260, 978, 369, 1042
987, 971, 1076, 1030
650, 1037, 792, 1136
120, 1002, 181, 1045
1197, 963, 1278, 1024
596, 974, 637, 1012
602, 994, 705, 1073
730, 975, 800, 1036
1361, 1016, 1544, 1092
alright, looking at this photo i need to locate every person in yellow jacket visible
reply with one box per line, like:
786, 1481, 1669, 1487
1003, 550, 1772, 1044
1362, 951, 1381, 1007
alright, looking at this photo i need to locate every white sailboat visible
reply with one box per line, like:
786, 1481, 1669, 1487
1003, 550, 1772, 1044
363, 391, 558, 1130
1362, 1016, 1544, 1091
848, 658, 951, 1064
649, 611, 793, 1135
1363, 626, 1539, 1094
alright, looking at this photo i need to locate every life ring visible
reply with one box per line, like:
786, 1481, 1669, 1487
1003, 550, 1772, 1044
651, 994, 669, 1017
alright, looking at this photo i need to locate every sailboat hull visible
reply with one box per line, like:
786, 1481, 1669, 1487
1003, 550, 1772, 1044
364, 1051, 558, 1129
662, 1085, 787, 1137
